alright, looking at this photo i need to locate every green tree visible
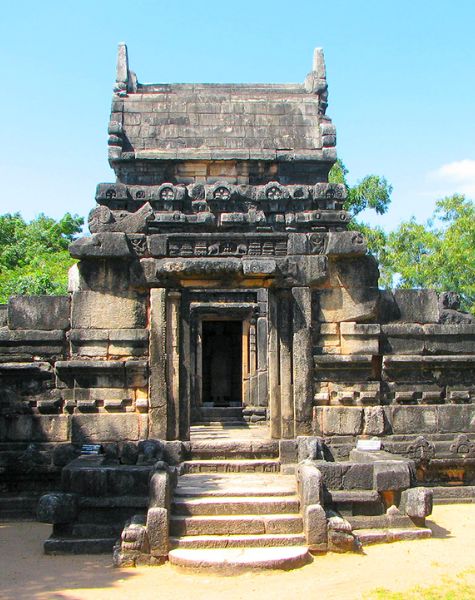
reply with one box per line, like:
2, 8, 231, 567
383, 195, 475, 313
329, 159, 392, 217
0, 213, 84, 302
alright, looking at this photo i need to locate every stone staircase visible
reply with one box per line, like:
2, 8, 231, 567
168, 439, 311, 569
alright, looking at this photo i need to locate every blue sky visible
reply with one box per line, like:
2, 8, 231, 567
1, 0, 474, 231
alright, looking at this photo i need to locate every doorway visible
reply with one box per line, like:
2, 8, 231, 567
202, 320, 242, 407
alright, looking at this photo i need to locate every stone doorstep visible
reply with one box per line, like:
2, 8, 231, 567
168, 547, 311, 570
169, 533, 306, 550
353, 527, 432, 545
181, 459, 280, 474
174, 473, 296, 497
189, 440, 279, 460
172, 495, 300, 516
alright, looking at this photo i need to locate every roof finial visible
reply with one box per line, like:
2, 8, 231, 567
114, 42, 137, 96
305, 47, 328, 114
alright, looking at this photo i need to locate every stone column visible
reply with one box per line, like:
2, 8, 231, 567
292, 287, 313, 435
179, 295, 190, 441
280, 290, 294, 439
149, 288, 167, 439
268, 290, 281, 438
166, 291, 181, 440
256, 316, 268, 407
249, 318, 257, 405
242, 319, 250, 406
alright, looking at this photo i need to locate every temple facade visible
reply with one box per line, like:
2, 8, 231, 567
1, 46, 475, 565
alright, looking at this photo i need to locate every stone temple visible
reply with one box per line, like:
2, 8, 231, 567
1, 44, 475, 568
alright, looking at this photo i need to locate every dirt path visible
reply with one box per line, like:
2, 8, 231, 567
1, 504, 474, 600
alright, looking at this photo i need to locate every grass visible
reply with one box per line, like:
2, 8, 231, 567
365, 569, 475, 600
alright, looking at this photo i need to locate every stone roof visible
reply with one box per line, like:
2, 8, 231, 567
108, 44, 336, 165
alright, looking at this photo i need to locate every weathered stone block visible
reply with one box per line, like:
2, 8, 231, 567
304, 504, 327, 551
296, 462, 322, 506
317, 287, 380, 323
146, 507, 169, 557
326, 231, 367, 256
8, 296, 70, 330
71, 414, 144, 443
400, 487, 433, 519
69, 232, 132, 258
393, 289, 439, 323
37, 493, 78, 524
71, 291, 147, 329
340, 322, 380, 355
1, 415, 69, 442
363, 406, 386, 435
389, 406, 438, 434
423, 324, 475, 354
381, 323, 425, 355
313, 407, 364, 436
373, 461, 411, 491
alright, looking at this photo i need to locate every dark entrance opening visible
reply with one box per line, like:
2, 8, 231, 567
202, 321, 242, 407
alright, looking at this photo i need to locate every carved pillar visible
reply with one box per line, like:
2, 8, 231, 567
268, 290, 281, 438
249, 318, 257, 405
166, 291, 181, 440
292, 287, 313, 435
179, 293, 190, 441
242, 319, 250, 406
280, 290, 294, 439
149, 288, 167, 439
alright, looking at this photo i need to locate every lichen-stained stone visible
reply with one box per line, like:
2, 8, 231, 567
317, 287, 380, 323
313, 406, 364, 436
393, 289, 439, 324
1, 415, 69, 442
304, 504, 327, 551
363, 406, 386, 436
387, 406, 438, 435
400, 487, 433, 519
71, 291, 147, 329
71, 414, 146, 443
325, 231, 367, 256
8, 296, 70, 331
146, 507, 169, 557
37, 492, 78, 524
373, 461, 411, 492
69, 232, 132, 258
340, 322, 380, 355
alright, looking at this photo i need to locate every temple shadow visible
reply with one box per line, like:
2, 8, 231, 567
0, 522, 139, 600
425, 519, 452, 539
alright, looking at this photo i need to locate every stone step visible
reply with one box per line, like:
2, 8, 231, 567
170, 514, 303, 536
189, 439, 279, 460
182, 459, 280, 474
44, 536, 116, 555
199, 407, 244, 419
0, 495, 39, 520
324, 490, 381, 503
168, 547, 311, 570
172, 495, 300, 516
169, 532, 307, 549
354, 527, 432, 546
175, 473, 296, 498
72, 523, 124, 538
347, 514, 414, 530
432, 485, 475, 504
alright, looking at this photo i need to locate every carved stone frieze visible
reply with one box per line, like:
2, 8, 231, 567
450, 434, 475, 457
407, 436, 435, 462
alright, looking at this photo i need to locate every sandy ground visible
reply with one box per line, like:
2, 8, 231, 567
0, 504, 474, 600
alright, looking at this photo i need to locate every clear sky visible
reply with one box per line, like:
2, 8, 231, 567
1, 0, 474, 231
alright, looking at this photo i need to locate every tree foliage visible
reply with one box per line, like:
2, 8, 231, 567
0, 213, 83, 303
381, 195, 475, 313
329, 159, 392, 217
